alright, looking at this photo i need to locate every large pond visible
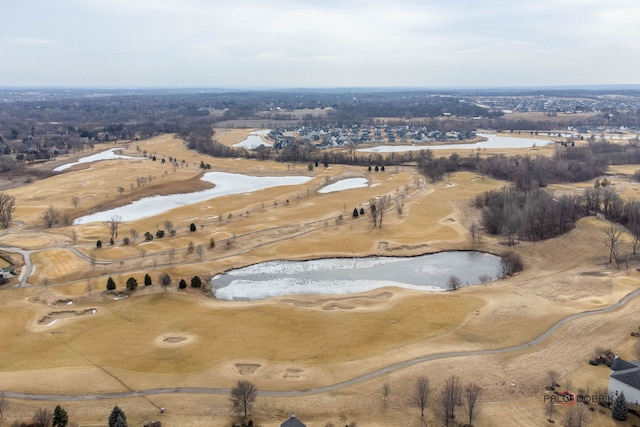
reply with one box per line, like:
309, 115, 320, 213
74, 172, 311, 224
212, 251, 503, 300
356, 133, 552, 153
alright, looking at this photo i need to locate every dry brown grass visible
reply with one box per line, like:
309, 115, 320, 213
1, 132, 640, 426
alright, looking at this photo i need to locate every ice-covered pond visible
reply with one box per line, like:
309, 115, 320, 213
318, 178, 368, 194
233, 129, 272, 149
212, 251, 503, 300
74, 172, 311, 224
356, 133, 552, 153
54, 148, 139, 172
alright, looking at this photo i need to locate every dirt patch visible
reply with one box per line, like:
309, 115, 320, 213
38, 308, 97, 325
235, 363, 262, 375
282, 292, 393, 310
153, 332, 198, 348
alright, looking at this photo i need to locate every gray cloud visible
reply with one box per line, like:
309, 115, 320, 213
0, 0, 638, 87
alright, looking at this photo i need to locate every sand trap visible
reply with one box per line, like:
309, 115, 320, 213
235, 363, 262, 375
153, 332, 198, 348
38, 308, 97, 325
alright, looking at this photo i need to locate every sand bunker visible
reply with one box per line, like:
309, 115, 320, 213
153, 332, 198, 348
282, 292, 393, 310
38, 308, 97, 326
235, 363, 262, 375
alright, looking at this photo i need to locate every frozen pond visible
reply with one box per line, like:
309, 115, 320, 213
318, 177, 368, 194
54, 148, 139, 172
74, 172, 311, 224
212, 251, 503, 300
357, 133, 552, 153
233, 129, 272, 149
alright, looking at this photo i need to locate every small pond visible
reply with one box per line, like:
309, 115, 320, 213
212, 251, 503, 300
233, 129, 272, 149
318, 177, 368, 194
54, 148, 138, 172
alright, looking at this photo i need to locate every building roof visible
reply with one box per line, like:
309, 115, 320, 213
611, 358, 639, 372
280, 412, 306, 427
611, 369, 640, 391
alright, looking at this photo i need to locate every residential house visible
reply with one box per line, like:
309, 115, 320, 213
608, 354, 640, 406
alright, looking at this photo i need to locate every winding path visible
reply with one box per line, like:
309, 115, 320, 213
3, 286, 640, 402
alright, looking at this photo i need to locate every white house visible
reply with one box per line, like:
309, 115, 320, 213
608, 355, 640, 406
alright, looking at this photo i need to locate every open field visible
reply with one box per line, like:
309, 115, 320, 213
1, 131, 640, 426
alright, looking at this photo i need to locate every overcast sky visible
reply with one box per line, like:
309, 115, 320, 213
1, 0, 638, 88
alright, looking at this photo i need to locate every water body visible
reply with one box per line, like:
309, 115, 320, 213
318, 177, 368, 194
54, 148, 139, 172
212, 251, 503, 300
356, 133, 552, 153
233, 129, 272, 149
74, 172, 311, 224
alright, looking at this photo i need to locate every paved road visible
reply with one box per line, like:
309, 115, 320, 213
3, 286, 640, 402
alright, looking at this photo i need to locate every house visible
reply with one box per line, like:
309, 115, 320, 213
280, 412, 306, 427
608, 354, 640, 406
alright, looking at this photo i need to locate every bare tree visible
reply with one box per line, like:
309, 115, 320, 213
470, 221, 481, 243
70, 195, 79, 209
129, 228, 138, 242
369, 200, 378, 227
168, 246, 176, 264
89, 251, 96, 270
603, 224, 622, 268
159, 272, 171, 291
0, 193, 16, 228
547, 370, 560, 389
117, 186, 125, 197
439, 376, 462, 427
382, 383, 390, 405
414, 376, 431, 417
230, 380, 258, 418
196, 244, 204, 260
164, 220, 174, 234
105, 215, 123, 240
447, 275, 462, 291
71, 228, 78, 244
464, 382, 481, 427
32, 407, 52, 427
377, 196, 389, 228
0, 392, 8, 420
41, 205, 60, 228
563, 401, 588, 427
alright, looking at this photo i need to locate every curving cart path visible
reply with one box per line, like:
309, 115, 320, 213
3, 286, 640, 402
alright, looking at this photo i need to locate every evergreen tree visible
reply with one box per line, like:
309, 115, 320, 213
179, 278, 187, 289
108, 406, 127, 427
190, 222, 197, 232
612, 391, 628, 421
106, 276, 116, 291
353, 208, 359, 217
190, 275, 202, 288
125, 277, 138, 290
52, 405, 68, 427
144, 273, 152, 286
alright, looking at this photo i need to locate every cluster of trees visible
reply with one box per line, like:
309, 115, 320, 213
412, 375, 482, 426
106, 274, 203, 291
474, 187, 583, 244
3, 404, 69, 427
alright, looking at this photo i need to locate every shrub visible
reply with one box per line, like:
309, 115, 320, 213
209, 238, 215, 249
501, 252, 524, 277
190, 223, 196, 232
126, 277, 138, 290
96, 240, 102, 248
191, 276, 202, 288
144, 273, 152, 286
106, 276, 116, 291
179, 278, 187, 289
155, 230, 165, 238
144, 231, 153, 241
122, 237, 130, 245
